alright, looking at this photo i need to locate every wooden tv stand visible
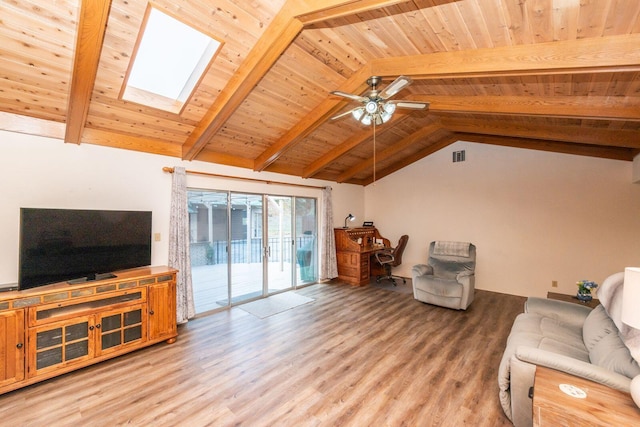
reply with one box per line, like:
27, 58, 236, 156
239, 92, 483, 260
0, 266, 177, 395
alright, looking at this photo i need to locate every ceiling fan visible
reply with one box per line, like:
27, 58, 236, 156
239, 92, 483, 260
330, 75, 429, 125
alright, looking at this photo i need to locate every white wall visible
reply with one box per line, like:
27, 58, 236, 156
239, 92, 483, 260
0, 130, 363, 286
365, 141, 640, 298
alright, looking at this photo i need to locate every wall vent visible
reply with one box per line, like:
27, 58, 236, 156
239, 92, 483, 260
452, 150, 466, 163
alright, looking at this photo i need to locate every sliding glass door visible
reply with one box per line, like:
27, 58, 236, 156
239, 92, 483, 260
266, 196, 293, 293
295, 197, 317, 285
229, 193, 263, 303
188, 190, 229, 313
188, 190, 317, 315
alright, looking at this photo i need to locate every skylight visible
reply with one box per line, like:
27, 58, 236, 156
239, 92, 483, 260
121, 6, 222, 113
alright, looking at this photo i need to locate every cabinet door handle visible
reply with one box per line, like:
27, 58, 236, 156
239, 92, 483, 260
16, 343, 23, 349
149, 310, 155, 315
89, 325, 95, 331
96, 324, 101, 329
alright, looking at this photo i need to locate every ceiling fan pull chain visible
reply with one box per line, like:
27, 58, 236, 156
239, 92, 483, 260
373, 120, 377, 185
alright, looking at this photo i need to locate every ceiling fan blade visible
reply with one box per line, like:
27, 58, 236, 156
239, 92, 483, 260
379, 75, 413, 99
331, 107, 363, 121
391, 100, 429, 110
330, 90, 367, 103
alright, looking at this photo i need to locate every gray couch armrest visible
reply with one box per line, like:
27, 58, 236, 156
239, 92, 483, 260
524, 297, 592, 329
515, 346, 631, 392
412, 264, 432, 277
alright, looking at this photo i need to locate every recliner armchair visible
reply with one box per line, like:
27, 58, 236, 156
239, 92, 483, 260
412, 241, 476, 310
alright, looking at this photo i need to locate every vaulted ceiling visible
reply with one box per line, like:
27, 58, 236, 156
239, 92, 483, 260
2, 0, 639, 185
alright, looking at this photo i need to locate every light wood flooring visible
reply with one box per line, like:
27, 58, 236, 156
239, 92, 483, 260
0, 281, 526, 426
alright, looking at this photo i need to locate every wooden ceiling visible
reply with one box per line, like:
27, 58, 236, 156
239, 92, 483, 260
2, 0, 639, 185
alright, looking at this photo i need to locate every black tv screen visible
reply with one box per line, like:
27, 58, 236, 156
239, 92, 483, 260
19, 208, 152, 290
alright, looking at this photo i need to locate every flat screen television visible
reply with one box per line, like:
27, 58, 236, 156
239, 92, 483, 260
19, 208, 152, 290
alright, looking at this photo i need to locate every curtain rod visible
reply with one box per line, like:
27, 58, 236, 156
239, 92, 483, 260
162, 167, 328, 190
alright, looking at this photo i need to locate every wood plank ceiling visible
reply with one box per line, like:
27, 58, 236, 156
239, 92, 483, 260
1, 0, 639, 185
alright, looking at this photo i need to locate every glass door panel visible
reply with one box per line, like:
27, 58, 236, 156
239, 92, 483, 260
229, 193, 263, 303
266, 196, 293, 293
188, 190, 229, 313
295, 198, 317, 285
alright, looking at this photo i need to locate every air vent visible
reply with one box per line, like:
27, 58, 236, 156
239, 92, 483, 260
452, 150, 466, 163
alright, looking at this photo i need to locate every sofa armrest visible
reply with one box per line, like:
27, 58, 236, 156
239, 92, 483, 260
515, 346, 631, 392
524, 297, 592, 329
412, 264, 432, 277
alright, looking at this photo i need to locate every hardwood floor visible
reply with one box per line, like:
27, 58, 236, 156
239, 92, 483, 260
0, 282, 525, 426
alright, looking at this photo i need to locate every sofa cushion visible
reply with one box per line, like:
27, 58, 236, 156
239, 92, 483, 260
589, 331, 640, 378
427, 257, 464, 280
583, 305, 616, 351
508, 313, 589, 361
584, 305, 640, 378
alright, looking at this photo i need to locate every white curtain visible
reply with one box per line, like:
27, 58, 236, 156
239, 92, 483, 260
168, 166, 195, 323
320, 186, 338, 280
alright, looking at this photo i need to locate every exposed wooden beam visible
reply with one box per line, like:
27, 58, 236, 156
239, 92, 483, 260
372, 34, 640, 79
337, 121, 441, 182
252, 66, 372, 171
82, 128, 181, 157
194, 151, 256, 170
0, 112, 65, 140
302, 128, 373, 178
181, 6, 303, 160
360, 133, 457, 185
439, 117, 640, 149
256, 34, 640, 173
64, 0, 111, 144
182, 0, 402, 162
301, 114, 409, 178
455, 133, 635, 161
295, 0, 410, 24
420, 95, 640, 122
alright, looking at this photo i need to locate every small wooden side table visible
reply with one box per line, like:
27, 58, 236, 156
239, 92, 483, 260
532, 367, 640, 426
547, 291, 600, 309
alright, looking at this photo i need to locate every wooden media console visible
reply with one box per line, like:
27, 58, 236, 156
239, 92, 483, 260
0, 266, 177, 395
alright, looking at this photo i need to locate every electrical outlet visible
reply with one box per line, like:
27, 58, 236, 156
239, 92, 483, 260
552, 280, 558, 288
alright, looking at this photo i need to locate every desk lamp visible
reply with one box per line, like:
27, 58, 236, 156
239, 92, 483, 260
622, 267, 640, 408
344, 213, 355, 228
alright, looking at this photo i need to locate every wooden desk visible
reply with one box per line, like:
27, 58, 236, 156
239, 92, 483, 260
547, 291, 600, 309
334, 227, 389, 286
533, 367, 640, 426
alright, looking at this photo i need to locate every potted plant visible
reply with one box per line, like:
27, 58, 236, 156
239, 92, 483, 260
576, 279, 598, 302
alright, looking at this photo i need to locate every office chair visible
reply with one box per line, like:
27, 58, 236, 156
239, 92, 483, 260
375, 235, 409, 285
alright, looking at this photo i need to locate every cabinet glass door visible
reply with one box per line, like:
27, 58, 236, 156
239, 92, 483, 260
97, 305, 145, 356
31, 317, 92, 376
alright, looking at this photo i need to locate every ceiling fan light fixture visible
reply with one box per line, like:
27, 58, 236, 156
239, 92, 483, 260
383, 102, 396, 114
361, 114, 372, 126
352, 108, 365, 121
365, 100, 378, 114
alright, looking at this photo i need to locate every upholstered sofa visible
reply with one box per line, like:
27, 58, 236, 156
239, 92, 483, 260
498, 272, 640, 427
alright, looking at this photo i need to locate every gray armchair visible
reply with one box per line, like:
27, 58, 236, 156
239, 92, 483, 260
412, 241, 476, 310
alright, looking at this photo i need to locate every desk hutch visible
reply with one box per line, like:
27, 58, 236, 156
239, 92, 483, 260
334, 227, 390, 286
